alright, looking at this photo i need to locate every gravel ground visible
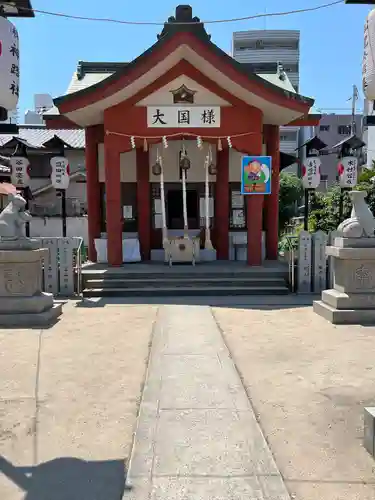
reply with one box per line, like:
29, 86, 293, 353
0, 302, 157, 500
214, 305, 375, 500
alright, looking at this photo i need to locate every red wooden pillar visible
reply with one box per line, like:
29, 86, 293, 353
85, 126, 101, 262
104, 135, 122, 266
246, 137, 264, 266
136, 148, 151, 260
264, 125, 280, 260
215, 148, 229, 260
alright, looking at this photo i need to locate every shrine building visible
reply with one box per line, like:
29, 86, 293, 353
49, 5, 319, 266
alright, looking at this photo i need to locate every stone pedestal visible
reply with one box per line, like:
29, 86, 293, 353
0, 248, 62, 327
313, 237, 375, 324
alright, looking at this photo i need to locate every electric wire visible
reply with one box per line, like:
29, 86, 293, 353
1, 0, 344, 26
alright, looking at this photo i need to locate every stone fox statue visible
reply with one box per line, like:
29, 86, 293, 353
0, 193, 32, 239
337, 191, 375, 238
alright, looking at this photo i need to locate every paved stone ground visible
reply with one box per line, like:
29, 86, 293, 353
2, 299, 375, 500
0, 302, 157, 500
124, 304, 290, 500
214, 305, 375, 500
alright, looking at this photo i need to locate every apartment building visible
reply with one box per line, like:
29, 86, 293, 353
232, 29, 301, 171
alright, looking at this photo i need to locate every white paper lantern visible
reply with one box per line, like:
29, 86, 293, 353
50, 156, 70, 190
9, 156, 30, 188
302, 157, 321, 189
0, 17, 20, 112
363, 9, 375, 100
337, 156, 358, 188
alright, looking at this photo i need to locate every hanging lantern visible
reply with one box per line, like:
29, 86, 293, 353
152, 159, 162, 176
337, 156, 358, 188
0, 17, 20, 113
363, 9, 375, 100
301, 156, 321, 189
9, 156, 30, 189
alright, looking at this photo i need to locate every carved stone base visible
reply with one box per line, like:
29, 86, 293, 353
315, 245, 375, 325
0, 248, 62, 327
0, 303, 62, 327
313, 298, 375, 325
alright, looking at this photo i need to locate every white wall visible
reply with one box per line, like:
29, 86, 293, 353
29, 217, 88, 244
98, 145, 136, 182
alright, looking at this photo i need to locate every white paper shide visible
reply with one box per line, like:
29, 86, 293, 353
302, 157, 321, 189
50, 157, 70, 190
0, 17, 20, 111
147, 106, 221, 128
337, 156, 358, 188
9, 156, 30, 188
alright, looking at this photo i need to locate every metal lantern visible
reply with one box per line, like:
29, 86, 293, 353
0, 17, 20, 112
152, 160, 162, 176
208, 163, 217, 175
179, 152, 191, 171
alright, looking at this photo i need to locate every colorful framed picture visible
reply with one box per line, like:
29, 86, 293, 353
241, 156, 272, 195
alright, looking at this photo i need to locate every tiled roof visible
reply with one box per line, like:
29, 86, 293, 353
0, 127, 85, 149
66, 71, 113, 95
258, 73, 296, 94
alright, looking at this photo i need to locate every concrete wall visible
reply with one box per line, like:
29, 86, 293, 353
28, 216, 88, 244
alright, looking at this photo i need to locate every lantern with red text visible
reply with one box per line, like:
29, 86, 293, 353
301, 157, 321, 189
337, 156, 358, 188
0, 17, 20, 113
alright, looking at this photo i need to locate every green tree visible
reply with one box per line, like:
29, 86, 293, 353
308, 163, 375, 232
278, 172, 304, 232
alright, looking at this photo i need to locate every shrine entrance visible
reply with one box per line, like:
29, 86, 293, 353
167, 189, 199, 230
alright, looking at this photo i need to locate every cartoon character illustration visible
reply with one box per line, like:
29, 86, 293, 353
243, 159, 270, 189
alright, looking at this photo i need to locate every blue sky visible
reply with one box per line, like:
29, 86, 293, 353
12, 0, 373, 120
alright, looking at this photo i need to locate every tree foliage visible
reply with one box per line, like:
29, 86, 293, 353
308, 164, 375, 232
278, 172, 303, 232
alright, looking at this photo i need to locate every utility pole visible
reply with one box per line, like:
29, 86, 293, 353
351, 84, 359, 135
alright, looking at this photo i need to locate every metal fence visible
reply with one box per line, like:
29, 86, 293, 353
285, 230, 338, 294
34, 237, 84, 297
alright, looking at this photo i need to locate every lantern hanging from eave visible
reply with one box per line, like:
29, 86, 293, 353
301, 156, 321, 189
363, 9, 375, 100
0, 16, 20, 112
337, 156, 358, 188
9, 156, 30, 188
50, 156, 70, 190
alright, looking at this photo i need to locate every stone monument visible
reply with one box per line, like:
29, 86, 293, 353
0, 193, 62, 326
314, 190, 375, 324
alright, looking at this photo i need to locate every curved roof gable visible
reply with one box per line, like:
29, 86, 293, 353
54, 5, 314, 126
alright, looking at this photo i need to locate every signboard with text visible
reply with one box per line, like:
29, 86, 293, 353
147, 106, 221, 128
241, 156, 272, 195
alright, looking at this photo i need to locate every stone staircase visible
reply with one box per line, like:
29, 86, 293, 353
81, 263, 290, 298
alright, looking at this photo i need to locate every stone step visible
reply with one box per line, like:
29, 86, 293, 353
84, 277, 287, 289
82, 286, 290, 298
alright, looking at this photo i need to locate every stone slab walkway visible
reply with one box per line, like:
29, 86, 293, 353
124, 305, 290, 500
